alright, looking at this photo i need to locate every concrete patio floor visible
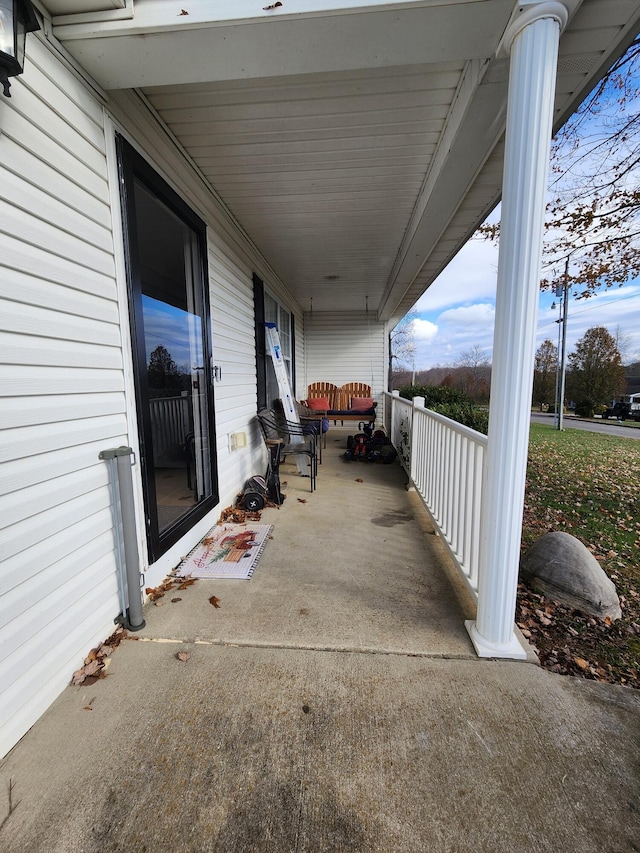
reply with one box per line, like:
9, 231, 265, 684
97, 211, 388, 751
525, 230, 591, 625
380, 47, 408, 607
1, 435, 638, 852
132, 430, 478, 658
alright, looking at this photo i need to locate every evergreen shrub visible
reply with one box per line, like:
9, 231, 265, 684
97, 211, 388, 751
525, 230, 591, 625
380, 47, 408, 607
399, 385, 489, 435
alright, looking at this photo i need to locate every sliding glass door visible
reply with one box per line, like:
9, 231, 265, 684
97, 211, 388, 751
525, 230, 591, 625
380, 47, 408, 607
117, 137, 218, 562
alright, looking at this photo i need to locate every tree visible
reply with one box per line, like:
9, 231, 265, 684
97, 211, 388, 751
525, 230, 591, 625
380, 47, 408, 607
542, 37, 640, 296
388, 311, 417, 389
533, 339, 558, 410
613, 324, 632, 364
482, 38, 640, 297
566, 326, 625, 416
454, 344, 491, 401
147, 345, 184, 394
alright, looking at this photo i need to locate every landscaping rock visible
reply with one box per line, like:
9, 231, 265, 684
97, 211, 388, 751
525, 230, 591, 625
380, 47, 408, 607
520, 532, 622, 620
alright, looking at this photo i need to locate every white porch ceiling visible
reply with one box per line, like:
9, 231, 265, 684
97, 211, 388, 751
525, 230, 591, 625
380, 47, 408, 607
47, 0, 640, 323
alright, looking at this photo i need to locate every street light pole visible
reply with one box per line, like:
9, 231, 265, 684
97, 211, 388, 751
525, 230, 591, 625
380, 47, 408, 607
552, 257, 570, 430
553, 290, 562, 428
557, 271, 569, 430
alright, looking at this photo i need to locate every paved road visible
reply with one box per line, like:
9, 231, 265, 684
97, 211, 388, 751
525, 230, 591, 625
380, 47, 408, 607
531, 411, 640, 439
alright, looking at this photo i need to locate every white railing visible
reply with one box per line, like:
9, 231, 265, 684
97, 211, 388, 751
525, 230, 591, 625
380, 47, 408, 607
149, 395, 191, 464
387, 391, 487, 598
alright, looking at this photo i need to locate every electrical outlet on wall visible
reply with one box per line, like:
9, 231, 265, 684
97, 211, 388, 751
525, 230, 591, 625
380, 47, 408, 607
229, 432, 247, 451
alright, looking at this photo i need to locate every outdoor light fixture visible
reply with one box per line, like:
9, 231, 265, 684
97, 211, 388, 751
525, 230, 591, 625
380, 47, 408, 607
0, 0, 40, 97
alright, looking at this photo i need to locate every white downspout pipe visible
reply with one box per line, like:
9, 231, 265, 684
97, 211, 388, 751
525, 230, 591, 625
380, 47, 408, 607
466, 1, 569, 658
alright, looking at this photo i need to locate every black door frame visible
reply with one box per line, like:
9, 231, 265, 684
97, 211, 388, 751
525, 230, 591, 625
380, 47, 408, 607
117, 134, 219, 562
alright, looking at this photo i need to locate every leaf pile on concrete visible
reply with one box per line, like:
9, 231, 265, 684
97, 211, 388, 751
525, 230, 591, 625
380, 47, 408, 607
71, 625, 127, 686
146, 575, 197, 604
219, 504, 262, 524
522, 426, 640, 688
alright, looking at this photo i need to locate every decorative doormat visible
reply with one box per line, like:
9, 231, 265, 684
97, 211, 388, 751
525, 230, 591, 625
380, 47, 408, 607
176, 523, 273, 580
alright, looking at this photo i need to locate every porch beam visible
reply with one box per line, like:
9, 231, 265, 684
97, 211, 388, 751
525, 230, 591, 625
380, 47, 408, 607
466, 1, 569, 659
52, 1, 514, 90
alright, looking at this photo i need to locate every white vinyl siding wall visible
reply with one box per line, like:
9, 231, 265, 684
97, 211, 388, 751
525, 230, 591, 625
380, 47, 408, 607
208, 243, 265, 498
0, 51, 305, 757
304, 311, 386, 403
0, 22, 312, 754
0, 38, 125, 758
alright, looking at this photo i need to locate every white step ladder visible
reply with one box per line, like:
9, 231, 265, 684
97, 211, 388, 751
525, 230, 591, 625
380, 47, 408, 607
265, 323, 307, 476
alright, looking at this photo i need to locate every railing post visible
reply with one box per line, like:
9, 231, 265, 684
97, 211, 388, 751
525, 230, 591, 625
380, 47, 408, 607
410, 396, 425, 489
389, 389, 399, 441
99, 446, 146, 631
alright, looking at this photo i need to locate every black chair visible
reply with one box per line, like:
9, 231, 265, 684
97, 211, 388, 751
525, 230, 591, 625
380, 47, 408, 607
257, 408, 317, 492
277, 398, 326, 462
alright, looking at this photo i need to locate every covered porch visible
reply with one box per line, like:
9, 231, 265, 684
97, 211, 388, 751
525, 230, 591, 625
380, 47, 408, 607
3, 0, 640, 759
54, 0, 637, 657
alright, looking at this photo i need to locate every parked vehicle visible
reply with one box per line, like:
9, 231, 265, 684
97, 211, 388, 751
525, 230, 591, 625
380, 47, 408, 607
602, 394, 640, 421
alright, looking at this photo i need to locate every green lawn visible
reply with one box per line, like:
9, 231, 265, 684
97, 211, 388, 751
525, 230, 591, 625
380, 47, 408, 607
521, 424, 640, 686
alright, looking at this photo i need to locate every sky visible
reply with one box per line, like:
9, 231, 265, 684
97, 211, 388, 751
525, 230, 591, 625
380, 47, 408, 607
407, 227, 640, 371
404, 41, 640, 373
143, 295, 201, 371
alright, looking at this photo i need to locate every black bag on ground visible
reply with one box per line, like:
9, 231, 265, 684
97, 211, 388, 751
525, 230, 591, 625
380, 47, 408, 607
375, 444, 398, 463
243, 475, 270, 510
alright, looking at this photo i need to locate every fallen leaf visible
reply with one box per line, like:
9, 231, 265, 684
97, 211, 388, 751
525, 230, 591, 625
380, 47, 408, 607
178, 578, 197, 590
574, 657, 589, 670
154, 599, 165, 607
178, 8, 189, 14
263, 1, 282, 8
535, 608, 552, 626
355, 478, 363, 483
176, 651, 191, 662
72, 669, 87, 685
209, 596, 221, 608
171, 597, 182, 603
297, 498, 307, 503
83, 705, 93, 711
83, 660, 102, 678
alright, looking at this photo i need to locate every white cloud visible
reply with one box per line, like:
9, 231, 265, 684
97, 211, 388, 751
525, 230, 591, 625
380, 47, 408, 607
438, 303, 495, 326
412, 304, 495, 368
536, 286, 640, 364
413, 237, 499, 313
412, 318, 438, 340
406, 195, 640, 370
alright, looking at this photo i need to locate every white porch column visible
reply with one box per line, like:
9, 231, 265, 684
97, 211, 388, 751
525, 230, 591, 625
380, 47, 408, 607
466, 1, 569, 658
